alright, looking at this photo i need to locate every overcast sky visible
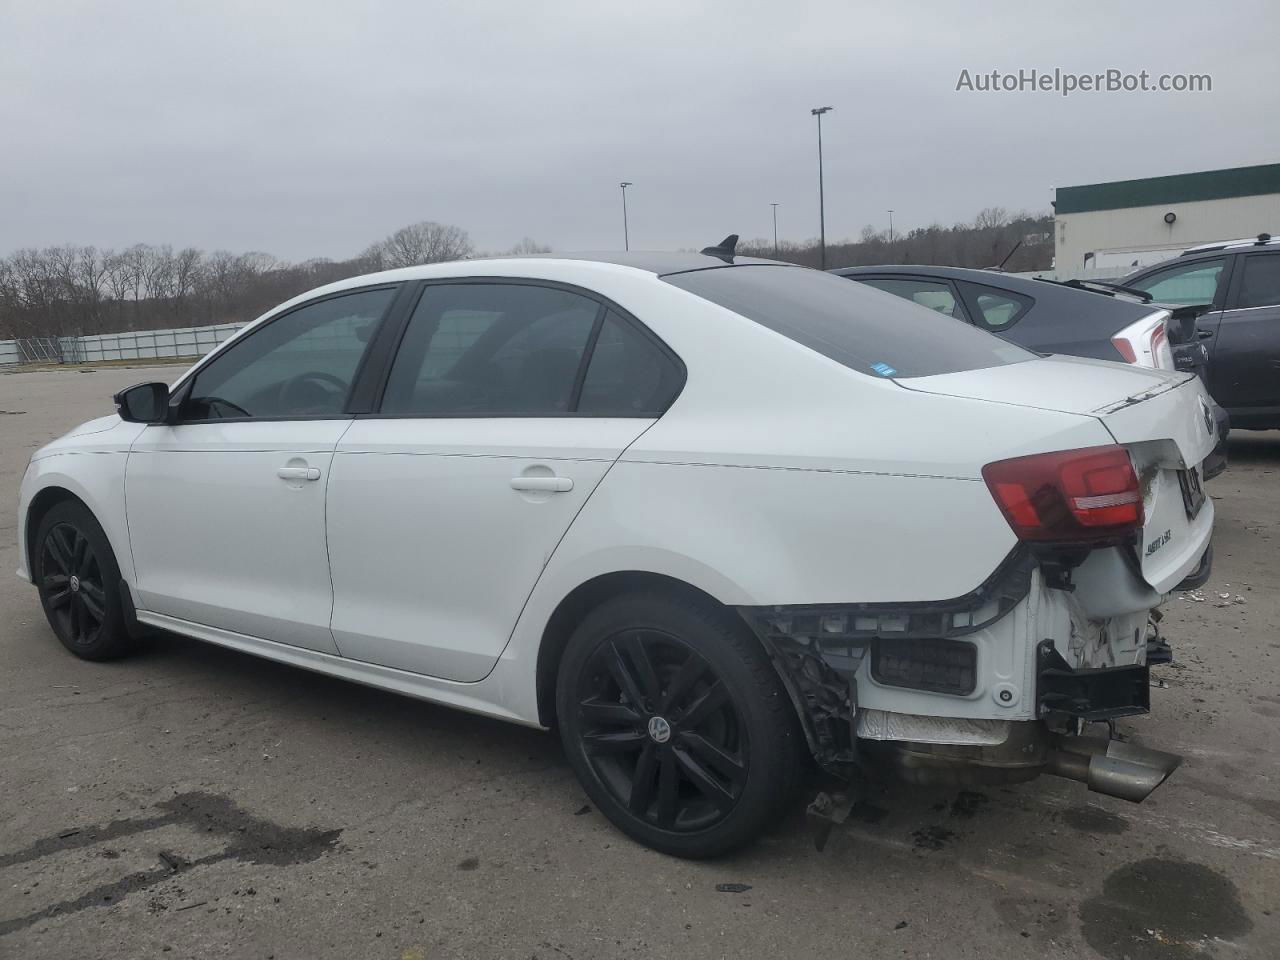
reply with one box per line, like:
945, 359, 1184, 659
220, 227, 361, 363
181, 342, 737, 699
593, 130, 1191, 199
2, 0, 1277, 261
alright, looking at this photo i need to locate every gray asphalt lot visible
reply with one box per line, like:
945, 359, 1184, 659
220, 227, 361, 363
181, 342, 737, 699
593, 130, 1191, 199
1, 364, 1278, 959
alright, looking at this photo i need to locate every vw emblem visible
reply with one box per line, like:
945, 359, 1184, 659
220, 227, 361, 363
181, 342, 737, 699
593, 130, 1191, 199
647, 716, 672, 744
1200, 398, 1214, 437
69, 575, 81, 593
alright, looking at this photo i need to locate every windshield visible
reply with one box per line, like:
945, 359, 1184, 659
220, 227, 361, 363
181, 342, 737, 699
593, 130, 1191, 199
664, 265, 1034, 378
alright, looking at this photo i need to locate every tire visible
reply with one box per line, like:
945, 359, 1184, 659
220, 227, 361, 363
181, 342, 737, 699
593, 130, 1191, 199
33, 500, 135, 661
556, 590, 803, 858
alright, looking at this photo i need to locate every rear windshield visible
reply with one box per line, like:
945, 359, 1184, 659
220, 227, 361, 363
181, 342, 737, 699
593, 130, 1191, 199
664, 265, 1033, 378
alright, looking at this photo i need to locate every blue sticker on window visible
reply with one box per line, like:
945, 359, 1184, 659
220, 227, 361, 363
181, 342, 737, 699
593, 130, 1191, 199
871, 362, 897, 377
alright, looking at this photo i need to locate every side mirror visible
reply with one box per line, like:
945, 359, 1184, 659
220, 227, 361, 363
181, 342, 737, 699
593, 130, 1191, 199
113, 382, 170, 424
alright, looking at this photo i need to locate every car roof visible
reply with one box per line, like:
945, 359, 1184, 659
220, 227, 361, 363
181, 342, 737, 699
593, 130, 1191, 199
241, 252, 802, 334
309, 251, 794, 295
520, 251, 786, 275
1121, 245, 1240, 282
832, 263, 1160, 322
1179, 234, 1277, 256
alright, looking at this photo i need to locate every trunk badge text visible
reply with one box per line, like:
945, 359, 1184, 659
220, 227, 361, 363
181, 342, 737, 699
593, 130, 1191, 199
1145, 529, 1172, 556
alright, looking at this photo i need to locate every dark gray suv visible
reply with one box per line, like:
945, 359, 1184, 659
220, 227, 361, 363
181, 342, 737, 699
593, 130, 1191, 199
1122, 235, 1280, 430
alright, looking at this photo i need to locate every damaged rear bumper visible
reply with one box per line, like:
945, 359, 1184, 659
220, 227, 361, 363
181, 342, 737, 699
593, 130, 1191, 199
739, 544, 1184, 802
865, 723, 1180, 803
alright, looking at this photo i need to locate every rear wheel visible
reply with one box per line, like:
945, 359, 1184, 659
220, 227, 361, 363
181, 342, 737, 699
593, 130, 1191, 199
556, 591, 802, 858
34, 501, 134, 661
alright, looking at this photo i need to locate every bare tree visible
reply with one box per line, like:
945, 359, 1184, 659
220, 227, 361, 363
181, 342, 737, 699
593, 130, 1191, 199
973, 206, 1009, 230
508, 237, 552, 255
362, 221, 473, 269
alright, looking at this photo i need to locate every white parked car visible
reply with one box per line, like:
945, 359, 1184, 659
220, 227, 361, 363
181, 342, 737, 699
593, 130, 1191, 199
18, 246, 1216, 858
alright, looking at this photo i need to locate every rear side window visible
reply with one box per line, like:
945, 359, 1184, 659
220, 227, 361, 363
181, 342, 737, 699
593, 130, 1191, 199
1235, 253, 1280, 309
665, 266, 1032, 378
381, 283, 598, 415
578, 311, 682, 415
858, 278, 962, 318
958, 282, 1033, 332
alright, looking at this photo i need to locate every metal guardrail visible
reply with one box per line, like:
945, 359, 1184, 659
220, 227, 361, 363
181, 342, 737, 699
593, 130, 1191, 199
1, 323, 245, 367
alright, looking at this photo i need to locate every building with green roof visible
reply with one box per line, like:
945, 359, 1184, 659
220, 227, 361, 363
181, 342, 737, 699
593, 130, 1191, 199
1053, 163, 1280, 273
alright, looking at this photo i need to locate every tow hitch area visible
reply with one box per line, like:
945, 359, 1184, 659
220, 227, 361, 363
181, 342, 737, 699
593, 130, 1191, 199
1036, 640, 1150, 721
1045, 735, 1182, 803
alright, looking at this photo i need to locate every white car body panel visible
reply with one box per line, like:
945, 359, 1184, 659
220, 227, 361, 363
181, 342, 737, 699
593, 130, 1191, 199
17, 255, 1217, 742
898, 355, 1217, 592
18, 416, 144, 583
326, 417, 653, 681
126, 420, 351, 653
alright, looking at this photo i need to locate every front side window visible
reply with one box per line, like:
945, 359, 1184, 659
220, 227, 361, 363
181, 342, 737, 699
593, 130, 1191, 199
959, 282, 1033, 332
1235, 253, 1280, 309
381, 283, 599, 415
185, 288, 394, 420
858, 278, 962, 318
1131, 258, 1226, 306
667, 265, 1032, 378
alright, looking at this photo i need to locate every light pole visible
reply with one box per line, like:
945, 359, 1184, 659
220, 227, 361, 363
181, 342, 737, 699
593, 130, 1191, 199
770, 203, 780, 256
888, 209, 894, 246
811, 106, 833, 269
619, 181, 632, 250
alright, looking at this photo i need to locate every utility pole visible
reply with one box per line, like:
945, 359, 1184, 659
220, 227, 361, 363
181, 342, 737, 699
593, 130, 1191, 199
770, 203, 780, 256
811, 106, 833, 269
619, 181, 633, 250
888, 209, 894, 246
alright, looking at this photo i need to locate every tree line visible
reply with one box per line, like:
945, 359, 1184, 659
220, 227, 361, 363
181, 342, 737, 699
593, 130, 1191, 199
0, 222, 546, 340
0, 209, 1050, 341
739, 207, 1053, 272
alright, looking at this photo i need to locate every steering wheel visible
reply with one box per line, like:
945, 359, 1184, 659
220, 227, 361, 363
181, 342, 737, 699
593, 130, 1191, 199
277, 371, 349, 414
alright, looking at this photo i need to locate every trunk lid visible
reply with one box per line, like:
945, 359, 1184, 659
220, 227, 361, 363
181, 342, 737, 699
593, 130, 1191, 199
900, 356, 1217, 593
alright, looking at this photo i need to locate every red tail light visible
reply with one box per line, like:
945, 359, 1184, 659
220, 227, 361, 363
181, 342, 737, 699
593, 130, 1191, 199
982, 445, 1144, 542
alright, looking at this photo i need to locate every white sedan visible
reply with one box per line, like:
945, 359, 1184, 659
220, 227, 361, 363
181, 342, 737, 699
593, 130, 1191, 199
17, 245, 1216, 857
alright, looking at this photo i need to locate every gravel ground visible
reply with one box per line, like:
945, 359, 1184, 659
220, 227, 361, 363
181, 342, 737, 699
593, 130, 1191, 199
1, 364, 1277, 960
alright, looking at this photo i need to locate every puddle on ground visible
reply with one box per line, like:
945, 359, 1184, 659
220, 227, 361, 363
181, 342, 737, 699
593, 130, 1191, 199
0, 791, 340, 937
1079, 858, 1251, 960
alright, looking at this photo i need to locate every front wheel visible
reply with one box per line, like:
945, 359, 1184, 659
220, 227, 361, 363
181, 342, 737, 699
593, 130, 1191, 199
556, 591, 803, 858
33, 500, 135, 661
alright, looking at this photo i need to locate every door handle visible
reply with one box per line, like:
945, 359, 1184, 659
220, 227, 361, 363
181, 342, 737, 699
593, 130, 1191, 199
1196, 330, 1215, 340
278, 466, 321, 481
510, 476, 573, 493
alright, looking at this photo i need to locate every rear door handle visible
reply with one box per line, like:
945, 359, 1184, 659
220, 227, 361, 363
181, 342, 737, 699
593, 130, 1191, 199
1197, 330, 1215, 340
278, 466, 321, 481
510, 476, 573, 493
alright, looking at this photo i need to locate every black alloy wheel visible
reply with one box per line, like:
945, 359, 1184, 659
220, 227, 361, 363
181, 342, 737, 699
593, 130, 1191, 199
576, 629, 748, 833
34, 500, 133, 660
40, 521, 108, 648
557, 591, 802, 858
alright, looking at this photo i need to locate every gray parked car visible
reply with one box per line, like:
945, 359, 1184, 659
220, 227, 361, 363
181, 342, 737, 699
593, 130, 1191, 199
1122, 235, 1280, 430
833, 264, 1229, 478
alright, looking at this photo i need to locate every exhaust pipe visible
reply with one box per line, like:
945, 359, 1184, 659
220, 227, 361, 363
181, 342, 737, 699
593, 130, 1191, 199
1046, 735, 1182, 803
